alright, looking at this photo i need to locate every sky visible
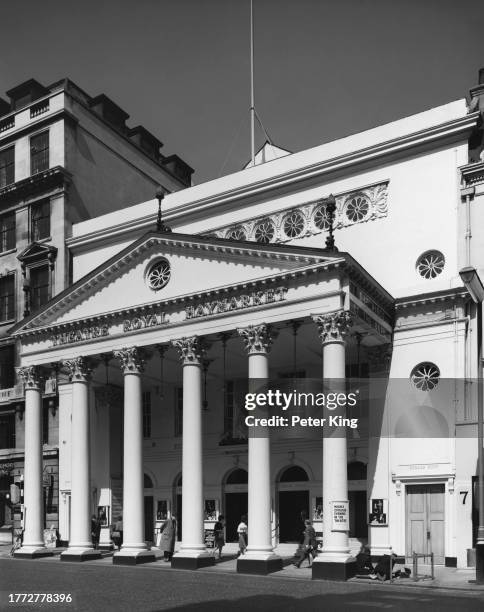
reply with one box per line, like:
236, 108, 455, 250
1, 0, 483, 185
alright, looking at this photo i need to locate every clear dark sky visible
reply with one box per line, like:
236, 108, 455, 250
1, 0, 483, 184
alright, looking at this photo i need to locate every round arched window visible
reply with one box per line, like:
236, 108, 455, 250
279, 465, 309, 482
254, 219, 275, 243
416, 250, 445, 279
410, 362, 440, 391
345, 194, 369, 222
146, 258, 171, 291
283, 211, 305, 238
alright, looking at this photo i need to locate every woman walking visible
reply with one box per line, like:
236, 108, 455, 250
237, 514, 248, 557
213, 514, 225, 560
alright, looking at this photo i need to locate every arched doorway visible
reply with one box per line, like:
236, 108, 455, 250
223, 468, 248, 542
347, 461, 368, 539
173, 473, 182, 540
277, 465, 310, 543
144, 473, 154, 543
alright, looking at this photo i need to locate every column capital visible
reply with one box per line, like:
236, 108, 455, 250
63, 357, 92, 382
17, 366, 43, 390
237, 323, 276, 355
172, 336, 206, 366
114, 347, 145, 374
312, 311, 352, 345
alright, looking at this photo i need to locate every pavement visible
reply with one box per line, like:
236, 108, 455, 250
1, 542, 483, 594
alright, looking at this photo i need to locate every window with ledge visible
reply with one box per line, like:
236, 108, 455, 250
0, 412, 15, 449
30, 265, 50, 312
30, 131, 49, 175
143, 391, 151, 438
31, 200, 50, 241
174, 387, 183, 437
0, 275, 14, 322
0, 213, 15, 252
0, 345, 15, 389
0, 146, 14, 188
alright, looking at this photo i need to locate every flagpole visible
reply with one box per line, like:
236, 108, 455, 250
250, 0, 255, 166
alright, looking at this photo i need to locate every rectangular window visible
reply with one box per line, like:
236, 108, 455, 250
0, 412, 15, 448
0, 345, 15, 388
31, 200, 50, 241
142, 391, 151, 438
174, 387, 183, 437
0, 275, 14, 322
30, 131, 49, 175
0, 146, 14, 188
223, 380, 235, 436
43, 402, 49, 445
30, 265, 49, 312
0, 213, 15, 252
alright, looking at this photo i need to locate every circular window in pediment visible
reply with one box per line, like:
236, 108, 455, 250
146, 258, 171, 291
416, 250, 445, 279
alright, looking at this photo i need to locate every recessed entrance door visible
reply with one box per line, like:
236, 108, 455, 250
406, 484, 445, 564
144, 496, 154, 543
349, 490, 368, 538
225, 492, 248, 542
278, 490, 309, 543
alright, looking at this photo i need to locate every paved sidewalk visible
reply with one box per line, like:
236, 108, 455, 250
1, 543, 484, 594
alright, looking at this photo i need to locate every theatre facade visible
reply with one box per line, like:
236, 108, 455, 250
10, 91, 484, 577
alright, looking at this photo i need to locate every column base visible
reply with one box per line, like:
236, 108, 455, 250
171, 550, 215, 570
237, 552, 283, 575
14, 546, 54, 559
312, 554, 356, 581
112, 549, 156, 565
61, 547, 102, 562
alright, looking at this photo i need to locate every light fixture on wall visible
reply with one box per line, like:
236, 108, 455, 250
15, 404, 24, 421
157, 345, 167, 398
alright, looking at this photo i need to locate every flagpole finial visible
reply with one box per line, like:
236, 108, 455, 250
156, 187, 171, 233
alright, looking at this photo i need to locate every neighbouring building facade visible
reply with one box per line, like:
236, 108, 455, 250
8, 71, 484, 577
0, 77, 193, 542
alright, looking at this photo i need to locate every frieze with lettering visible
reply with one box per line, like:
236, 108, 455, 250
123, 312, 168, 332
51, 325, 109, 346
185, 287, 288, 320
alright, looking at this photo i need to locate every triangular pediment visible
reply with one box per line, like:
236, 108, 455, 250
13, 231, 342, 335
18, 241, 57, 263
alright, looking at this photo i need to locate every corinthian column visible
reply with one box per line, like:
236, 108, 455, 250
113, 347, 155, 564
61, 357, 101, 561
236, 324, 282, 575
170, 336, 214, 569
311, 311, 356, 580
14, 366, 52, 558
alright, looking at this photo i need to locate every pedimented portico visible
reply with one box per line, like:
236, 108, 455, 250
11, 230, 393, 576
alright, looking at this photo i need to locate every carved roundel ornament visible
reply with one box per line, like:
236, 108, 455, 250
146, 258, 171, 291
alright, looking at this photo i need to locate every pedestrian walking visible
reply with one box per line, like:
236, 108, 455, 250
91, 514, 101, 550
111, 516, 123, 551
159, 515, 177, 561
213, 514, 225, 559
293, 519, 317, 568
237, 514, 248, 557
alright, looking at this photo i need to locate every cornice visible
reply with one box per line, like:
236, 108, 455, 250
395, 287, 468, 310
460, 161, 484, 187
0, 166, 71, 204
163, 112, 479, 219
67, 113, 478, 251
